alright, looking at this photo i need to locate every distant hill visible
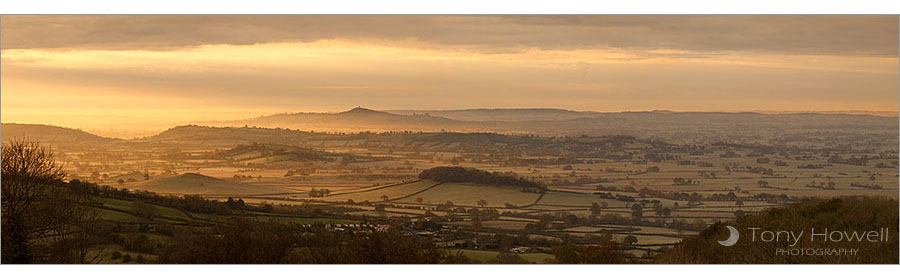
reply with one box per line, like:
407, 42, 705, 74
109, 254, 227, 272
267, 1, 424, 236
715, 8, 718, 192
6, 108, 897, 148
393, 108, 899, 121
758, 110, 899, 117
388, 108, 599, 122
195, 107, 898, 139
149, 125, 311, 147
132, 173, 280, 195
149, 107, 899, 149
1, 123, 110, 144
198, 107, 478, 132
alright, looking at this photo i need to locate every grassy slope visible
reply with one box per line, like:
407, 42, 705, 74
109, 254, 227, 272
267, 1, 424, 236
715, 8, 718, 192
658, 197, 899, 264
132, 173, 280, 195
101, 198, 195, 221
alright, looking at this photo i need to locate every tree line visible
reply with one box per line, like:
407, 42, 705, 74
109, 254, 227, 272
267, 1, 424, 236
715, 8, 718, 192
418, 166, 546, 191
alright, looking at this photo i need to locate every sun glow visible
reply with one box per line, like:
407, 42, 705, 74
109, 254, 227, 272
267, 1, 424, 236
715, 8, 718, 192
2, 39, 898, 138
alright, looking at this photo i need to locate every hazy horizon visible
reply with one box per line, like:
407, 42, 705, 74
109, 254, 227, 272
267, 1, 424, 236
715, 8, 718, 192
2, 106, 898, 139
2, 15, 898, 137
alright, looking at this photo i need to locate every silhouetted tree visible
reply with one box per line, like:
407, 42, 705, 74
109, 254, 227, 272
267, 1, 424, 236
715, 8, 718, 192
132, 200, 158, 220
477, 199, 488, 208
2, 140, 101, 263
631, 204, 643, 219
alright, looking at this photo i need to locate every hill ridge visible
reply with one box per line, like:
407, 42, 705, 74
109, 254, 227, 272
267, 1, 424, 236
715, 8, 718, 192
1, 123, 112, 143
133, 172, 280, 196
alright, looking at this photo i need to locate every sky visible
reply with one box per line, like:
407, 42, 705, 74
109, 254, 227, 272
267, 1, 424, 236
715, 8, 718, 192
1, 15, 898, 137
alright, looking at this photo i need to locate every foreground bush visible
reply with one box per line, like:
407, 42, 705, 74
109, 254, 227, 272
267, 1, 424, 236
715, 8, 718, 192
658, 197, 899, 264
157, 218, 460, 264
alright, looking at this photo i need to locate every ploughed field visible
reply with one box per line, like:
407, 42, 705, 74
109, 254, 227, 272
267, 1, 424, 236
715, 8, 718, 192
85, 143, 898, 261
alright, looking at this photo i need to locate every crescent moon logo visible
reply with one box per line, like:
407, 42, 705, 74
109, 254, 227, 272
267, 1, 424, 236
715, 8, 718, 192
718, 226, 740, 246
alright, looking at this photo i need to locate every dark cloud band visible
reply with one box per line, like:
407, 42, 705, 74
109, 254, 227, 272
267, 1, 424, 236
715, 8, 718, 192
2, 15, 897, 56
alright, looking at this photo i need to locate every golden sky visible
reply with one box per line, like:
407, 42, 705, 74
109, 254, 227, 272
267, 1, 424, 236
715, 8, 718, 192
1, 15, 898, 137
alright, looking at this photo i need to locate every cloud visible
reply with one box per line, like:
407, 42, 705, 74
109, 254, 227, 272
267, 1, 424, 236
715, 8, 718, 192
1, 15, 897, 56
3, 40, 896, 113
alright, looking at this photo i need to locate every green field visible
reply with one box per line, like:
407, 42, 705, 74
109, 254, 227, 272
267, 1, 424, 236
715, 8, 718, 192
322, 180, 439, 202
97, 208, 151, 223
394, 182, 542, 207
102, 198, 196, 221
